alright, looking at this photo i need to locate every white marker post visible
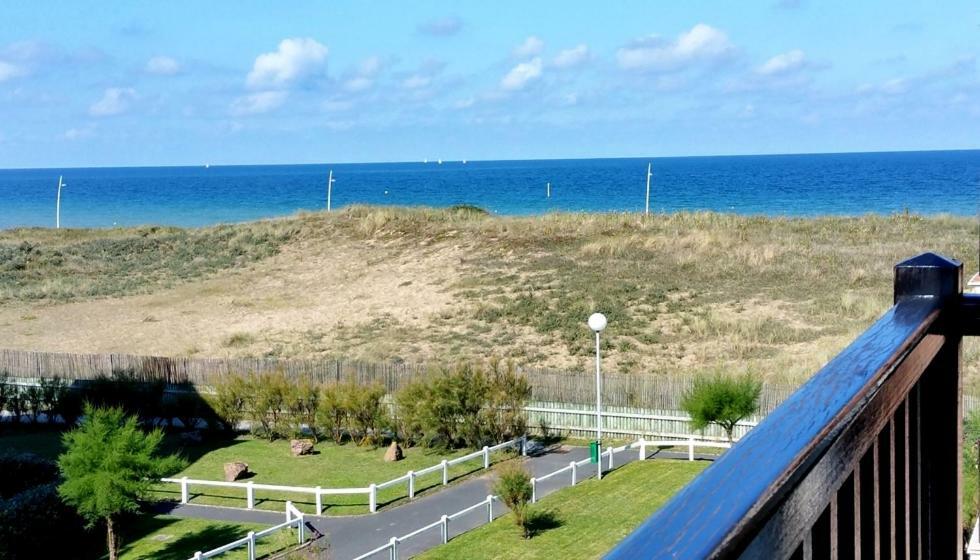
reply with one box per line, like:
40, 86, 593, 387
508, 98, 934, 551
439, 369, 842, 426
547, 182, 551, 198
645, 162, 652, 216
326, 169, 335, 211
56, 175, 66, 229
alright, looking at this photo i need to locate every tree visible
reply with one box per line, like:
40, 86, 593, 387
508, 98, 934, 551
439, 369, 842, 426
681, 372, 762, 443
493, 462, 534, 538
57, 405, 184, 560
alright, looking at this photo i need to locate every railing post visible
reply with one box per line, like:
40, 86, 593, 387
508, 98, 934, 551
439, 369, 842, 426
639, 440, 646, 461
286, 500, 293, 521
247, 531, 256, 560
315, 486, 322, 515
521, 435, 527, 456
389, 536, 398, 560
895, 252, 963, 558
408, 471, 415, 499
486, 494, 493, 523
570, 460, 577, 485
369, 483, 377, 513
688, 437, 694, 462
194, 552, 202, 560
441, 514, 449, 544
441, 459, 448, 485
181, 476, 189, 504
530, 477, 537, 503
246, 481, 254, 509
483, 445, 490, 469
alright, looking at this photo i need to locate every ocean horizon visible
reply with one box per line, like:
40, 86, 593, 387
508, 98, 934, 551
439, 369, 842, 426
1, 149, 978, 229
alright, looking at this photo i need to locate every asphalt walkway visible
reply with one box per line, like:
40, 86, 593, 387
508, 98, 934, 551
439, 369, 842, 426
163, 443, 717, 559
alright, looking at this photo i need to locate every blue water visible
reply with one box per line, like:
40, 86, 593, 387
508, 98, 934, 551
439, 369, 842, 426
1, 151, 978, 229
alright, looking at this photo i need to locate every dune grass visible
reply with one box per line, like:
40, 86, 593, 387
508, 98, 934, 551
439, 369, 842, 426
417, 459, 706, 560
2, 206, 979, 387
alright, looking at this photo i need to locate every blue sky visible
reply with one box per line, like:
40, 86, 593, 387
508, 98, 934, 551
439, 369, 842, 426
0, 1, 978, 168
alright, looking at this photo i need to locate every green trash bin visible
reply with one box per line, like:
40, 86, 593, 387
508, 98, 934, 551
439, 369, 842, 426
589, 440, 600, 464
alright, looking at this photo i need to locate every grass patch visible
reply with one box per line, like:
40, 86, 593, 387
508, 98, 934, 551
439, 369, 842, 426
417, 459, 706, 560
114, 514, 295, 560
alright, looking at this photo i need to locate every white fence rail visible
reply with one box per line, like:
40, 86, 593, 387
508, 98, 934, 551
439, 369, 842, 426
352, 436, 732, 560
162, 436, 526, 515
189, 501, 308, 560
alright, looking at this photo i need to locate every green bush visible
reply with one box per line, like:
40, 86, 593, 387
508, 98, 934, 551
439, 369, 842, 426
208, 373, 249, 432
681, 372, 762, 443
493, 462, 534, 538
82, 370, 166, 426
315, 382, 389, 446
285, 379, 319, 441
0, 453, 59, 499
0, 483, 98, 560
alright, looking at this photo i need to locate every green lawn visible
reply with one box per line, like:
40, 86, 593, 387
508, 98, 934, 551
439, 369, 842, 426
417, 459, 706, 560
0, 427, 517, 516
113, 515, 296, 560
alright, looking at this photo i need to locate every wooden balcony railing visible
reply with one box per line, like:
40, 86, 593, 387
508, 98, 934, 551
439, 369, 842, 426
605, 253, 971, 559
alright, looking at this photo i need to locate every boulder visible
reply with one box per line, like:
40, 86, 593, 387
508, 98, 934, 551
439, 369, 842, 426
224, 462, 249, 482
383, 441, 404, 462
290, 439, 315, 457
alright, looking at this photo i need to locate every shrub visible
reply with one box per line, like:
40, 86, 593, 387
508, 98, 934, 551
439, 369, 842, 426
285, 379, 319, 441
345, 383, 388, 446
0, 483, 98, 560
681, 372, 762, 443
242, 372, 291, 440
493, 462, 534, 538
23, 385, 43, 423
209, 373, 249, 432
81, 370, 166, 426
317, 383, 348, 443
0, 453, 59, 499
40, 377, 67, 421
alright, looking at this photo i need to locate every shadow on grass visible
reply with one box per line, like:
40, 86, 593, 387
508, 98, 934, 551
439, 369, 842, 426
526, 508, 563, 538
121, 521, 248, 560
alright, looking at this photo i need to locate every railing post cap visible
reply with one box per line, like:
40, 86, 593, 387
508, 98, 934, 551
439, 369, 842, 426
390, 536, 398, 544
441, 514, 448, 521
894, 252, 963, 304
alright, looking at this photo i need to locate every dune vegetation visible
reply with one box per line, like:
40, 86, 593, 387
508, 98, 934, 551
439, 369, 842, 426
1, 206, 978, 389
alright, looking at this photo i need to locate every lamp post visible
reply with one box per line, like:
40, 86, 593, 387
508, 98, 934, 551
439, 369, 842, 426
588, 312, 607, 446
645, 163, 652, 216
56, 175, 67, 229
326, 169, 335, 212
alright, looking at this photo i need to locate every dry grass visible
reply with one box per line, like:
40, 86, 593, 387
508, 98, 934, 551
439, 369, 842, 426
1, 206, 977, 390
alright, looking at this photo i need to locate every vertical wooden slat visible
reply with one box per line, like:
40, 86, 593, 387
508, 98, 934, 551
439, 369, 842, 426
838, 474, 856, 560
860, 444, 876, 560
909, 383, 921, 558
894, 401, 908, 560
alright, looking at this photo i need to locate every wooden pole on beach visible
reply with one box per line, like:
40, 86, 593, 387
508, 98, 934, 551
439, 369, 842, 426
326, 169, 335, 212
56, 175, 65, 228
645, 163, 652, 216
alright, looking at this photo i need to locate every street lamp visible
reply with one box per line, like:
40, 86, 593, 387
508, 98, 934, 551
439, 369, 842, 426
56, 175, 67, 229
588, 312, 607, 474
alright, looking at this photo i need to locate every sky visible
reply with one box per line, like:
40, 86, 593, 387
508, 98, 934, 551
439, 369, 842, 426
0, 1, 978, 168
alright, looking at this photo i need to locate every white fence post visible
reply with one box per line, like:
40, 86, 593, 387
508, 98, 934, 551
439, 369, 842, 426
247, 531, 256, 560
639, 440, 646, 461
521, 435, 527, 456
441, 459, 449, 485
688, 437, 695, 461
408, 471, 415, 498
486, 495, 493, 522
369, 483, 377, 513
298, 513, 305, 543
441, 514, 449, 544
246, 481, 255, 509
530, 477, 537, 503
194, 552, 202, 560
286, 500, 293, 521
315, 486, 322, 515
570, 460, 577, 485
483, 446, 490, 469
181, 476, 189, 504
389, 536, 398, 560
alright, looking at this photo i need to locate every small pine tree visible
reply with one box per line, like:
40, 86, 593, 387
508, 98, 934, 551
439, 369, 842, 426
57, 405, 184, 560
493, 462, 534, 538
681, 372, 762, 443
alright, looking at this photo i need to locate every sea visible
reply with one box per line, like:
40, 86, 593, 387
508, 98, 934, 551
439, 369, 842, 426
1, 150, 978, 229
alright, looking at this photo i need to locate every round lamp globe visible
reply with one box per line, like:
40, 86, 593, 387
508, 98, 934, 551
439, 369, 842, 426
588, 312, 607, 333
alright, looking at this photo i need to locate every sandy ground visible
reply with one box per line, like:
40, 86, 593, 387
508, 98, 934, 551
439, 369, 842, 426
0, 236, 461, 360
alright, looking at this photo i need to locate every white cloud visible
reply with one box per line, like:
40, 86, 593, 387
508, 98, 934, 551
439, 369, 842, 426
756, 49, 807, 76
230, 90, 288, 115
402, 74, 431, 90
62, 126, 94, 140
344, 76, 374, 92
513, 36, 544, 58
617, 23, 734, 71
417, 16, 463, 37
0, 60, 24, 82
453, 97, 476, 109
501, 57, 543, 91
343, 56, 384, 92
857, 78, 909, 96
552, 45, 590, 69
246, 38, 328, 89
89, 87, 137, 116
146, 55, 180, 75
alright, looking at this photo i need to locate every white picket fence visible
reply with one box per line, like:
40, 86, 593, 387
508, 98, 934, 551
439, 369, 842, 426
352, 436, 731, 560
189, 501, 308, 560
161, 436, 526, 515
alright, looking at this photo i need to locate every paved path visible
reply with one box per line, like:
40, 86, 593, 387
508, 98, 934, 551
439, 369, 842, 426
163, 443, 718, 559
